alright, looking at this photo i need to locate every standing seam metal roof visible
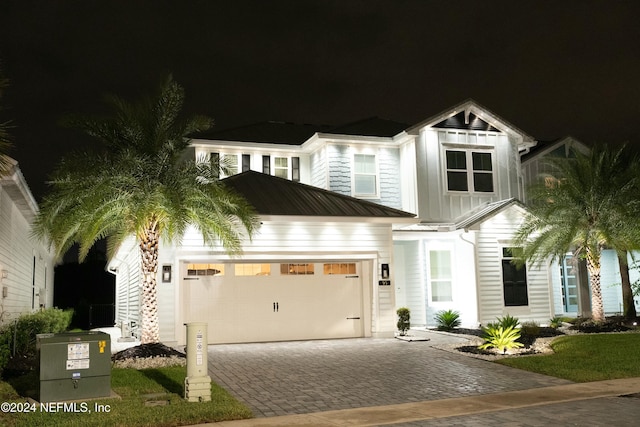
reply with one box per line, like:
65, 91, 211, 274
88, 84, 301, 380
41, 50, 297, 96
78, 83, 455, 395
221, 171, 415, 218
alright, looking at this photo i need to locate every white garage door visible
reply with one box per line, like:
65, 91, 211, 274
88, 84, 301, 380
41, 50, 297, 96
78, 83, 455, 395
182, 261, 364, 344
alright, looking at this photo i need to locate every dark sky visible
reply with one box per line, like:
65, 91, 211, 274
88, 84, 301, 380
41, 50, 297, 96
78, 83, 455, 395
1, 0, 640, 201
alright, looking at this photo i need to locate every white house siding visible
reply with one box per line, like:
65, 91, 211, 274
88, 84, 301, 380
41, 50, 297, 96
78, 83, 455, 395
476, 205, 553, 325
399, 139, 418, 216
158, 219, 398, 345
310, 146, 328, 189
324, 143, 402, 209
113, 238, 141, 338
0, 184, 54, 323
393, 240, 424, 325
415, 129, 522, 222
327, 144, 351, 196
393, 230, 479, 328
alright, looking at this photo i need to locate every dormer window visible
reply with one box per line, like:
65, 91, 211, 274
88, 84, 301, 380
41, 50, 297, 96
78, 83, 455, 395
445, 150, 494, 193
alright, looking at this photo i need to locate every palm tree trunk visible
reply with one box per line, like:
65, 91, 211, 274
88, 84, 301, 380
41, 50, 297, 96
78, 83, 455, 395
586, 247, 605, 322
618, 250, 638, 322
139, 226, 160, 344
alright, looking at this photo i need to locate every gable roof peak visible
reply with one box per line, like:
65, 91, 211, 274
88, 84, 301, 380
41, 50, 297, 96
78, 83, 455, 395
407, 99, 536, 148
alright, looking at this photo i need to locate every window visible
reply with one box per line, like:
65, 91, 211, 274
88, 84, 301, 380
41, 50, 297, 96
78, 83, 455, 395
242, 154, 250, 172
428, 250, 452, 302
187, 263, 225, 276
354, 154, 377, 196
323, 263, 356, 275
502, 247, 528, 306
280, 263, 314, 275
235, 264, 271, 276
262, 155, 271, 174
274, 157, 289, 178
445, 150, 494, 193
292, 157, 300, 182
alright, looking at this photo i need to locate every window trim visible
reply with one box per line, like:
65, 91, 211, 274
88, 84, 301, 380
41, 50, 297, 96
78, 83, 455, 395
352, 153, 380, 198
426, 245, 454, 304
501, 246, 529, 307
443, 148, 496, 195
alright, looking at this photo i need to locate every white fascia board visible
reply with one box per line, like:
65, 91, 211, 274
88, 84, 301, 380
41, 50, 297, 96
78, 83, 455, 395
314, 133, 396, 147
0, 159, 39, 222
190, 138, 307, 154
258, 215, 418, 225
105, 235, 137, 274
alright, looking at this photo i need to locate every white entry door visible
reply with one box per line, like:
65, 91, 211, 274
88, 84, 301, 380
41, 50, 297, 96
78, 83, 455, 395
181, 261, 364, 344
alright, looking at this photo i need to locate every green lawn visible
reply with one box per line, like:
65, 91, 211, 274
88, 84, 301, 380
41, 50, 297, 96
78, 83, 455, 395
498, 332, 640, 382
0, 366, 252, 427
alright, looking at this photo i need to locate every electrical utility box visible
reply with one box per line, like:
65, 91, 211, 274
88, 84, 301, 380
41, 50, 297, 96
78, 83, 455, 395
37, 331, 111, 402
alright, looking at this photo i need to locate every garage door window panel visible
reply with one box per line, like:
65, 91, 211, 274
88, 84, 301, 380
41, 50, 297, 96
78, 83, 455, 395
187, 263, 225, 276
280, 263, 315, 275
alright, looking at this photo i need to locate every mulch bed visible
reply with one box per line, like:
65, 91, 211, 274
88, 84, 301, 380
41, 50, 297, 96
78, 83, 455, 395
112, 343, 185, 361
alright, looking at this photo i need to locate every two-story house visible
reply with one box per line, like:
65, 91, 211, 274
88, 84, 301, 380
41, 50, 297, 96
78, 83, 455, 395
110, 99, 621, 346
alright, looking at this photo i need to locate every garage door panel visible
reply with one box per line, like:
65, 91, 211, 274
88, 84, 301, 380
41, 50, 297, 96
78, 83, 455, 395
182, 261, 365, 344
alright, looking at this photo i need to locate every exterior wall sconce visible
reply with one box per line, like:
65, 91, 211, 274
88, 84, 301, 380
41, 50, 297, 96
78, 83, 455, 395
381, 263, 389, 279
162, 265, 172, 283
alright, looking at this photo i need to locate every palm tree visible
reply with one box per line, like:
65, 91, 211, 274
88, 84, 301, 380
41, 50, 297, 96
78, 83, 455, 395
0, 64, 14, 174
515, 144, 640, 322
33, 76, 259, 343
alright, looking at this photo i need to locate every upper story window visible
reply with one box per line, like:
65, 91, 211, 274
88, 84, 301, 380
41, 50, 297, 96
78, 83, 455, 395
445, 150, 494, 193
263, 155, 300, 182
353, 154, 378, 197
210, 152, 250, 177
274, 157, 289, 179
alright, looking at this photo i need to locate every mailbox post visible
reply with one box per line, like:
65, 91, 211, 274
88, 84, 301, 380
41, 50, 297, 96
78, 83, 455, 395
184, 322, 211, 402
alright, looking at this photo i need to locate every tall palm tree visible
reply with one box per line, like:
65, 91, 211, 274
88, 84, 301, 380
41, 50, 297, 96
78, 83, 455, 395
33, 76, 259, 343
515, 144, 640, 322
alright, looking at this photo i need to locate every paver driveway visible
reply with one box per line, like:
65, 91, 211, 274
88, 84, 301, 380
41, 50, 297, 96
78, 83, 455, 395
206, 331, 571, 418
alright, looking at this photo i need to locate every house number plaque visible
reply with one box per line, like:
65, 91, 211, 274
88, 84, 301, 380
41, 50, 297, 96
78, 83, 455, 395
378, 280, 391, 286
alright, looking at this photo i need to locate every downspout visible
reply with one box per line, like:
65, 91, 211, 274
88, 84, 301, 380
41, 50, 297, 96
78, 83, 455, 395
459, 229, 481, 327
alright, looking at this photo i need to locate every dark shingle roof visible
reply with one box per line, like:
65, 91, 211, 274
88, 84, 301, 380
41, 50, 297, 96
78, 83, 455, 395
193, 117, 409, 145
194, 121, 333, 145
222, 171, 415, 218
325, 117, 409, 138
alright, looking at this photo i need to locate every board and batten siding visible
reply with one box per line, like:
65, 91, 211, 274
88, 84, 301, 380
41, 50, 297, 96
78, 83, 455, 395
0, 188, 54, 322
415, 129, 523, 223
476, 205, 553, 325
177, 220, 396, 339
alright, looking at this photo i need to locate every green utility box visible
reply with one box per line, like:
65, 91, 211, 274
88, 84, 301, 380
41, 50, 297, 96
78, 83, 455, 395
37, 331, 111, 402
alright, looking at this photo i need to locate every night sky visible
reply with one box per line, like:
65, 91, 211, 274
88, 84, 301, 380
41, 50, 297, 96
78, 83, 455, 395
1, 1, 640, 201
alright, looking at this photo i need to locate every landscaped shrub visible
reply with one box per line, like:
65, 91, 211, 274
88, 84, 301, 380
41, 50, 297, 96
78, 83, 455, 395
496, 314, 520, 329
0, 308, 73, 375
549, 316, 564, 329
521, 321, 540, 337
396, 307, 410, 336
434, 309, 461, 331
479, 324, 524, 354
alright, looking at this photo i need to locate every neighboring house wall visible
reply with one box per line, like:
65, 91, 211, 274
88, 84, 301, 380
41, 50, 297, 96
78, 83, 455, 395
0, 163, 55, 324
113, 237, 141, 339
